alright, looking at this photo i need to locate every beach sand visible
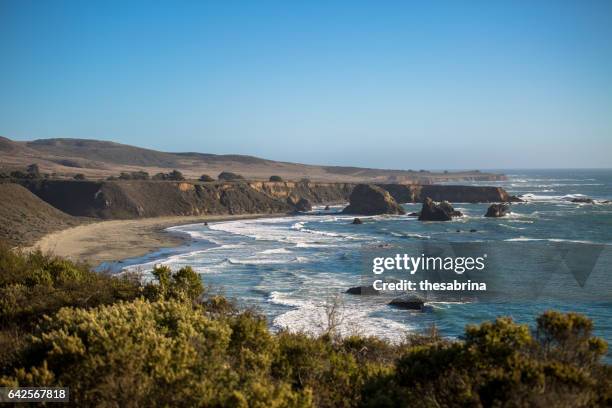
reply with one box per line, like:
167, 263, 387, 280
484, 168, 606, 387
30, 213, 281, 265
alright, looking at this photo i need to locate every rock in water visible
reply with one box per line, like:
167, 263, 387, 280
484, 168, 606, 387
295, 198, 312, 212
439, 201, 463, 217
389, 295, 425, 310
352, 217, 363, 224
418, 197, 460, 221
324, 205, 330, 210
485, 203, 510, 217
571, 197, 595, 204
346, 285, 379, 295
342, 184, 406, 215
287, 195, 312, 212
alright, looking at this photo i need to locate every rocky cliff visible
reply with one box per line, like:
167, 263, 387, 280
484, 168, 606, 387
19, 180, 516, 220
380, 184, 518, 203
19, 180, 353, 219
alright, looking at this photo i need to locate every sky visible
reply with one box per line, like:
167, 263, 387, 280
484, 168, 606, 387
1, 0, 611, 169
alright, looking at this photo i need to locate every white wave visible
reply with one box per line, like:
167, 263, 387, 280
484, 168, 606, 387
260, 248, 293, 254
269, 291, 411, 342
227, 257, 297, 265
497, 224, 526, 230
504, 237, 604, 244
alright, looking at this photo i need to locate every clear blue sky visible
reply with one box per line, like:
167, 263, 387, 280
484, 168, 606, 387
1, 0, 611, 169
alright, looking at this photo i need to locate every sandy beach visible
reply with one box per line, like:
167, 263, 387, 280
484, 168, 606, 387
30, 213, 281, 266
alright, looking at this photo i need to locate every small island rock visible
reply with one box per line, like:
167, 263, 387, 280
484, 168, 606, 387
485, 203, 510, 217
418, 197, 461, 221
342, 184, 406, 215
389, 295, 425, 310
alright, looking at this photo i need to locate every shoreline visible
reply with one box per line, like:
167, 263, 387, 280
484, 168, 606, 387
30, 213, 285, 266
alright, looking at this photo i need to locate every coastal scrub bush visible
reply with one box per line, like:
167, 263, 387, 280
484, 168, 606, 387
199, 174, 214, 182
0, 244, 140, 329
1, 299, 311, 407
362, 314, 611, 407
0, 245, 609, 407
118, 171, 150, 180
152, 170, 185, 181
269, 175, 283, 182
143, 264, 204, 302
218, 171, 244, 181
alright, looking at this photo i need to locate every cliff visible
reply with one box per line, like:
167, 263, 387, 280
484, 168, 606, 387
0, 182, 82, 245
18, 180, 516, 220
380, 184, 518, 204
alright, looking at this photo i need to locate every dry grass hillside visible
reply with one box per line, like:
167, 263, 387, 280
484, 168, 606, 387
0, 136, 505, 183
0, 183, 83, 246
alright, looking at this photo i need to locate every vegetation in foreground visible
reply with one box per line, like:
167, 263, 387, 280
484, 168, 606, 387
0, 243, 609, 407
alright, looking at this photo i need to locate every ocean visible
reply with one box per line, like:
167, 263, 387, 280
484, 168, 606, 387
118, 169, 612, 353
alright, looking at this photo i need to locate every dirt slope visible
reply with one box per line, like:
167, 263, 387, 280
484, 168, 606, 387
0, 182, 83, 246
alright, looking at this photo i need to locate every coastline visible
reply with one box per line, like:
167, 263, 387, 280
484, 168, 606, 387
30, 213, 285, 266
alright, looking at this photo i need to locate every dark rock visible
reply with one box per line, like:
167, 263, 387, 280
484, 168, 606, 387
324, 205, 330, 210
287, 196, 313, 212
470, 229, 477, 233
352, 217, 363, 225
342, 184, 406, 215
485, 203, 510, 217
418, 197, 461, 221
571, 197, 595, 204
389, 294, 425, 310
508, 195, 522, 202
456, 229, 461, 232
408, 212, 420, 216
438, 201, 463, 217
295, 198, 312, 212
346, 285, 379, 295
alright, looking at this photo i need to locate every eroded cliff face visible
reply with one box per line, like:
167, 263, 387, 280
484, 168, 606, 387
20, 180, 516, 220
248, 181, 353, 204
379, 184, 517, 204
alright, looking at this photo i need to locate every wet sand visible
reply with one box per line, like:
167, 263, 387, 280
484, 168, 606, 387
30, 213, 281, 265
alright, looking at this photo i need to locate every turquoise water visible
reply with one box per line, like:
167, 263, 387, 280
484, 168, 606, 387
120, 169, 612, 352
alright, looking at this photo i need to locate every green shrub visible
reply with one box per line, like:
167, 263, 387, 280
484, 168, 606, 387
269, 175, 283, 182
362, 314, 611, 407
144, 264, 204, 302
1, 299, 311, 407
218, 171, 244, 181
0, 244, 140, 329
0, 245, 609, 407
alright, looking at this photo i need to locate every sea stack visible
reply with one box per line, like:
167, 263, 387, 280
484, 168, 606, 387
342, 184, 406, 215
287, 196, 313, 212
418, 197, 461, 221
485, 203, 510, 217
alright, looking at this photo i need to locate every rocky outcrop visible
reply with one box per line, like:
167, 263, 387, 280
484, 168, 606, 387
287, 196, 312, 212
380, 184, 520, 204
18, 179, 518, 221
438, 201, 463, 217
352, 218, 363, 225
571, 197, 595, 204
418, 198, 461, 221
485, 203, 510, 217
249, 181, 353, 204
20, 180, 292, 219
346, 285, 379, 295
342, 184, 406, 215
389, 295, 425, 310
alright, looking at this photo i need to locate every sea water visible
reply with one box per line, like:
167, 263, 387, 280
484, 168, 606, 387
119, 169, 612, 353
